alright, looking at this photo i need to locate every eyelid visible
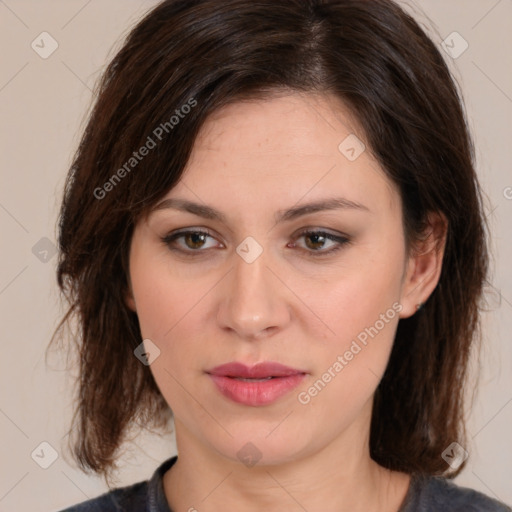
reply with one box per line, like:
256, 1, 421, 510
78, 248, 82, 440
289, 229, 351, 256
161, 227, 223, 250
161, 227, 351, 256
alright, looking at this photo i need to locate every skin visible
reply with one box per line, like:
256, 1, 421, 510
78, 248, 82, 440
126, 92, 447, 512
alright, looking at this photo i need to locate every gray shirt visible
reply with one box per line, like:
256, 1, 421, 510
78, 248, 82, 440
58, 455, 511, 511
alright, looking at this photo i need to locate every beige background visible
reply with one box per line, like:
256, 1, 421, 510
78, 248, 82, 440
0, 1, 511, 511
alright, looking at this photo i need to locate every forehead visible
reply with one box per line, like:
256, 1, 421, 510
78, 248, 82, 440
169, 93, 401, 219
194, 92, 360, 156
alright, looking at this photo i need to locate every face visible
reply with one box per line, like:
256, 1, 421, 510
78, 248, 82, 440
127, 93, 420, 466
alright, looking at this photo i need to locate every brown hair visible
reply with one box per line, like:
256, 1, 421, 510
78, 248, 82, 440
51, 0, 489, 482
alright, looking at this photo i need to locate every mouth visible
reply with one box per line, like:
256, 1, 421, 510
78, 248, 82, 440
229, 376, 275, 382
206, 361, 308, 406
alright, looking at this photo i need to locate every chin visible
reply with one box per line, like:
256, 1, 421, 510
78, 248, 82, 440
203, 423, 313, 468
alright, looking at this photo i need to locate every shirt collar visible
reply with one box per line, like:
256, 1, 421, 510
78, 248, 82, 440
147, 455, 178, 512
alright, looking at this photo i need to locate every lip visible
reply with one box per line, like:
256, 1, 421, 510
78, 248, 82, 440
206, 362, 307, 406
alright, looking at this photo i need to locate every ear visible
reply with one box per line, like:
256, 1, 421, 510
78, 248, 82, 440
399, 211, 448, 319
124, 278, 137, 312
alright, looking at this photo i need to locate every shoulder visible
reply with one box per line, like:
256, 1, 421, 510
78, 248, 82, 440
56, 455, 178, 512
56, 481, 147, 512
403, 474, 511, 512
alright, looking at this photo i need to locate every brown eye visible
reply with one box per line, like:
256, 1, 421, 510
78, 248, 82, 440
292, 230, 351, 257
162, 229, 221, 253
304, 232, 328, 250
183, 232, 208, 249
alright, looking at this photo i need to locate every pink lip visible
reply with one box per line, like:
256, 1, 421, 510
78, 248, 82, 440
206, 362, 307, 406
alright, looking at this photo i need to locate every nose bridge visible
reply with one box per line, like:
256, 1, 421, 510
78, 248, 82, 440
217, 242, 289, 338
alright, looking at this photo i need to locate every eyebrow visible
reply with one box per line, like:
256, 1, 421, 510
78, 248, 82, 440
152, 196, 370, 224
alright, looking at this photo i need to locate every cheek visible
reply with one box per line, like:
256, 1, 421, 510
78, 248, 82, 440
129, 240, 205, 340
130, 263, 207, 405
306, 248, 403, 345
131, 272, 177, 340
297, 288, 401, 427
297, 243, 404, 395
129, 253, 218, 389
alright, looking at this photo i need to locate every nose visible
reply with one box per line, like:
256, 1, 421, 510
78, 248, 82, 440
216, 246, 291, 340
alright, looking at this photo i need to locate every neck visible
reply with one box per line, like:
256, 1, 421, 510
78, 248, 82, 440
163, 419, 411, 512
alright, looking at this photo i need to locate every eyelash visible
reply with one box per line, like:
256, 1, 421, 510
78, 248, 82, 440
161, 229, 351, 258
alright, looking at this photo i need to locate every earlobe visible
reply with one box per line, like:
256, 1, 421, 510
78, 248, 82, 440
125, 293, 137, 312
399, 211, 448, 319
124, 280, 137, 312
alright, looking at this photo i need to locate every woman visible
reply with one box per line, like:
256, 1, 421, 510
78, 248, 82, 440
53, 0, 510, 510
